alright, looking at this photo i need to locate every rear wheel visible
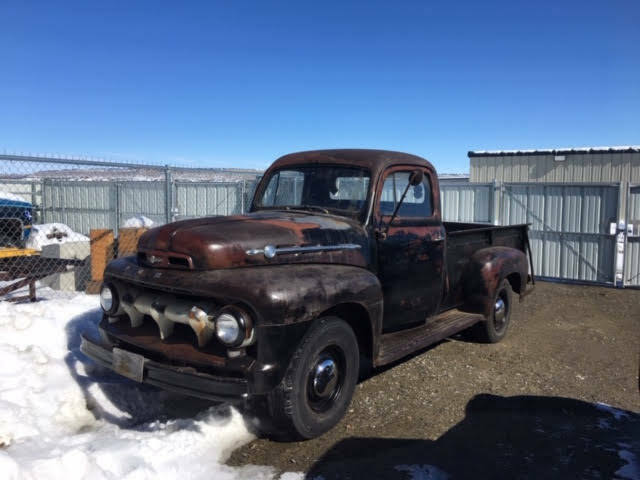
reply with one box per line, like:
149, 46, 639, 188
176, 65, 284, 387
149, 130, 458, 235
266, 316, 359, 440
473, 280, 512, 343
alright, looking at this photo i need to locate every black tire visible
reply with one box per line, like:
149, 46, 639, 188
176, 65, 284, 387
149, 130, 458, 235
472, 279, 512, 343
266, 316, 359, 440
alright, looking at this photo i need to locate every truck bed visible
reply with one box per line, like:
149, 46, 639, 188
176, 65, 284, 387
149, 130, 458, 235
442, 222, 531, 309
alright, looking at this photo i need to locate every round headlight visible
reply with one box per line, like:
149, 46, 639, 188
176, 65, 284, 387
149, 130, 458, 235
215, 313, 240, 345
100, 283, 118, 314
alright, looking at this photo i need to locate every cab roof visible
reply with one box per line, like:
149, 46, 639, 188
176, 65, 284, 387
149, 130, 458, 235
269, 149, 435, 178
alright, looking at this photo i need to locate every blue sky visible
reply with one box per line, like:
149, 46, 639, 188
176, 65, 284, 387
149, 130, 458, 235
1, 1, 638, 172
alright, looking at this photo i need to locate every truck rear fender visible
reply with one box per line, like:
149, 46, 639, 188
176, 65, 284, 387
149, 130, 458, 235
460, 246, 528, 318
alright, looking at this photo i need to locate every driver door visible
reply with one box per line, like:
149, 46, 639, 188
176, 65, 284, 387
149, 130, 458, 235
374, 167, 445, 332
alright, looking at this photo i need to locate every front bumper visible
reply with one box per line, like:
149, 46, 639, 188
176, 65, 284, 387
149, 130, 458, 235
80, 333, 248, 403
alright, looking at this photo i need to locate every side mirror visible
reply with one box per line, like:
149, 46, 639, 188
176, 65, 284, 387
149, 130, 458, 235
409, 169, 423, 186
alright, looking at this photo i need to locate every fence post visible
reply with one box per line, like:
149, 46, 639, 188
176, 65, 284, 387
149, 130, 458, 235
40, 179, 47, 224
165, 165, 173, 223
31, 181, 38, 223
241, 180, 246, 213
491, 180, 501, 225
114, 182, 121, 236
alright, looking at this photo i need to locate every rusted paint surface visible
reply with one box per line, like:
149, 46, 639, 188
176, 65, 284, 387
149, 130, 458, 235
458, 246, 529, 317
138, 211, 371, 270
105, 258, 383, 328
101, 315, 228, 368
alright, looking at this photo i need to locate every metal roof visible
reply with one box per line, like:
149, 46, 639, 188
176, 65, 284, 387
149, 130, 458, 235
468, 145, 640, 157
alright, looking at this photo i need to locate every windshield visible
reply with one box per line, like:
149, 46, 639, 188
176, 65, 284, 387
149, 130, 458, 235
254, 165, 371, 218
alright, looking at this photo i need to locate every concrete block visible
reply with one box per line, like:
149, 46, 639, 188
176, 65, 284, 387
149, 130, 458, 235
41, 240, 91, 292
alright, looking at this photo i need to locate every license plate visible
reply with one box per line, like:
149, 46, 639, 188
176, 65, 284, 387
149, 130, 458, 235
112, 348, 145, 383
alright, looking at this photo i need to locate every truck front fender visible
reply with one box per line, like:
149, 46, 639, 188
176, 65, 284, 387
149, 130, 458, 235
460, 246, 528, 317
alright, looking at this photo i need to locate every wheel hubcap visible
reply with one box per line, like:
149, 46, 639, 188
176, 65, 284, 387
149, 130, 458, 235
312, 357, 338, 398
307, 347, 344, 413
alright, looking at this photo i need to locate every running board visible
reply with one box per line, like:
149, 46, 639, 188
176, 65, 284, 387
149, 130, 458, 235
376, 309, 484, 366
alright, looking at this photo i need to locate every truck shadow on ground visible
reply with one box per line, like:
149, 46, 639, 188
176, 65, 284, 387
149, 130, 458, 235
306, 394, 639, 480
64, 309, 225, 428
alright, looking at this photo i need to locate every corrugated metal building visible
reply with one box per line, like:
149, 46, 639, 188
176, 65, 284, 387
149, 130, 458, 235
469, 146, 640, 216
467, 146, 640, 287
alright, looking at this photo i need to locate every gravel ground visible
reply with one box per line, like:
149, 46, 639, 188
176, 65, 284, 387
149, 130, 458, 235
228, 281, 640, 478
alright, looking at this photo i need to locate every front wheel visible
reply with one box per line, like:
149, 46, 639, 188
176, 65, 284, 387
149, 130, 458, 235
472, 279, 512, 343
266, 316, 359, 440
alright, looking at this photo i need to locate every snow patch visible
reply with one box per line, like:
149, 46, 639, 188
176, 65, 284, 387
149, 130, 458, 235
122, 215, 155, 228
0, 290, 295, 479
25, 223, 89, 251
0, 191, 29, 203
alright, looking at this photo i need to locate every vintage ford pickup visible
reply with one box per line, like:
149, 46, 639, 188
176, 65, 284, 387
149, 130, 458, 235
81, 149, 534, 440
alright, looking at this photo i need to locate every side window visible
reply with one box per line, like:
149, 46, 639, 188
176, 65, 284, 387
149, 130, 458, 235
379, 171, 432, 218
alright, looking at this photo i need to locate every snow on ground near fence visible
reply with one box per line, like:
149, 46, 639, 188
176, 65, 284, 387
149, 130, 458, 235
122, 215, 155, 228
25, 223, 89, 251
0, 191, 29, 203
0, 289, 300, 480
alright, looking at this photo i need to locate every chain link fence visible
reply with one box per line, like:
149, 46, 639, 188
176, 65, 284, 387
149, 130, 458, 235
0, 154, 260, 300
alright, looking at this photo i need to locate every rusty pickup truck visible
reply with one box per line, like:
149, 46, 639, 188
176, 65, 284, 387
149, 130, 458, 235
81, 149, 534, 440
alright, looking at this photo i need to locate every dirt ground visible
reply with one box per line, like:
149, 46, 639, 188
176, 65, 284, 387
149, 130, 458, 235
227, 281, 640, 478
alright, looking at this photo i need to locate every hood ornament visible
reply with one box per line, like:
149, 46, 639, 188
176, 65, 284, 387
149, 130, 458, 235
246, 243, 361, 259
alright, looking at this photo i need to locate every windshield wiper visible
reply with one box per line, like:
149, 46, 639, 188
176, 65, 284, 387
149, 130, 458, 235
284, 205, 330, 214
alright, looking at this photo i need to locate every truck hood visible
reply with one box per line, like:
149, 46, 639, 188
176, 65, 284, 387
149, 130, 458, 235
137, 210, 370, 270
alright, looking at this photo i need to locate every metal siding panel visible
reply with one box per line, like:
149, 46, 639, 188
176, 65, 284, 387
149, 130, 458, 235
441, 187, 455, 221
602, 187, 619, 233
527, 156, 537, 182
582, 187, 602, 234
545, 186, 564, 231
175, 182, 244, 219
597, 236, 616, 283
626, 239, 640, 286
521, 155, 532, 182
503, 185, 528, 225
119, 182, 166, 226
529, 231, 544, 276
440, 184, 491, 222
563, 186, 582, 233
562, 233, 581, 279
544, 232, 562, 277
473, 186, 491, 222
627, 186, 640, 286
460, 189, 472, 221
40, 181, 115, 234
629, 186, 640, 223
528, 186, 545, 230
580, 237, 597, 282
631, 153, 640, 183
